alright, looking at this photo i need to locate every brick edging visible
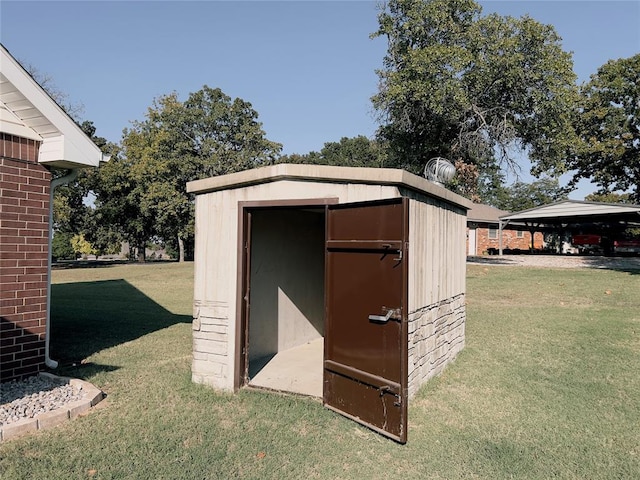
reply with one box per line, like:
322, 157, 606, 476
0, 372, 104, 442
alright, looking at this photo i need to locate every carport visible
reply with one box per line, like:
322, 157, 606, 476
498, 200, 640, 255
187, 164, 472, 442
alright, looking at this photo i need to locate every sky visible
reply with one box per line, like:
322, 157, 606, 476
1, 0, 639, 200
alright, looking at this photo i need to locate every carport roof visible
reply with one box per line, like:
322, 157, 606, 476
499, 200, 640, 226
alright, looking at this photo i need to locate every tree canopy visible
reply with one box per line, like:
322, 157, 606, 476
92, 86, 282, 261
37, 4, 639, 263
371, 0, 578, 199
280, 136, 387, 168
491, 177, 568, 212
50, 121, 114, 257
559, 54, 640, 203
584, 192, 634, 205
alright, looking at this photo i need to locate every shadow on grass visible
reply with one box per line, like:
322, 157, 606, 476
53, 259, 129, 269
581, 256, 640, 275
50, 279, 191, 365
53, 259, 178, 270
468, 254, 640, 274
55, 362, 121, 382
466, 256, 519, 266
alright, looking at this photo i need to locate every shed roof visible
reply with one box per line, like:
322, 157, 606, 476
0, 44, 103, 169
500, 200, 640, 226
467, 203, 509, 223
187, 163, 473, 210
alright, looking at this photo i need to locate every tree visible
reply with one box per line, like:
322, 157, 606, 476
280, 136, 387, 167
51, 231, 74, 260
50, 122, 122, 258
493, 177, 568, 212
23, 63, 123, 258
25, 65, 101, 243
475, 164, 508, 206
88, 144, 154, 262
584, 192, 633, 204
30, 67, 118, 256
371, 0, 578, 198
104, 85, 282, 262
57, 122, 106, 204
562, 54, 640, 203
70, 234, 97, 259
24, 63, 84, 122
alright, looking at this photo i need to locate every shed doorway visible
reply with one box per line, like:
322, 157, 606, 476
240, 202, 331, 397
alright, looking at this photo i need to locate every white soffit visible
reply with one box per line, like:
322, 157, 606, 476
0, 103, 43, 140
500, 200, 640, 221
0, 45, 102, 168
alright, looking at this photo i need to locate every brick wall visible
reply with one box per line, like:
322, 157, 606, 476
469, 223, 544, 255
1, 134, 51, 382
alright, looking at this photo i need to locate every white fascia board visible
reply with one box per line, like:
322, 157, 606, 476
39, 134, 103, 169
1, 45, 102, 168
38, 136, 64, 162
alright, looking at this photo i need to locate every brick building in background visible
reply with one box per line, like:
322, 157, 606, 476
1, 44, 103, 382
467, 203, 544, 256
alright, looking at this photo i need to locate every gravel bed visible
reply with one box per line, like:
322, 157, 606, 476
0, 375, 83, 426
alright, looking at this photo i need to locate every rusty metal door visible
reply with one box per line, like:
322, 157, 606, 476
324, 197, 408, 443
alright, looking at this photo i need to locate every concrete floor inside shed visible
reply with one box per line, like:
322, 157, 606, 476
248, 337, 323, 398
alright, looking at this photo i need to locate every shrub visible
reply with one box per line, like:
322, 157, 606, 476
52, 231, 74, 260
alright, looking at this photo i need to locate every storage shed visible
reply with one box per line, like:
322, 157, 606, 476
187, 164, 472, 442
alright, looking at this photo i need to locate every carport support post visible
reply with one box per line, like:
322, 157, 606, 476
499, 220, 504, 255
530, 228, 535, 252
528, 223, 536, 252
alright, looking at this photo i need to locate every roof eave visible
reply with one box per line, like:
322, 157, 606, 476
187, 163, 474, 210
0, 44, 102, 169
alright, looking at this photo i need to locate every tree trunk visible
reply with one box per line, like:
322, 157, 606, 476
137, 239, 146, 263
178, 235, 185, 263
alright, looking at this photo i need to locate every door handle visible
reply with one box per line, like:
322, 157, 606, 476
368, 308, 401, 323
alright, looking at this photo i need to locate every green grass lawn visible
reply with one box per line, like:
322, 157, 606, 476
1, 262, 639, 479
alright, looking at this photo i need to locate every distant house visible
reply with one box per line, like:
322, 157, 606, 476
467, 203, 544, 255
1, 44, 103, 382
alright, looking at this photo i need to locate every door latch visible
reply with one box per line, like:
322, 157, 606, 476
381, 244, 403, 262
378, 386, 402, 407
368, 307, 401, 323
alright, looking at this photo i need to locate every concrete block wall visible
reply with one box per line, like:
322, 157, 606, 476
407, 293, 466, 398
1, 134, 51, 382
192, 300, 230, 386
